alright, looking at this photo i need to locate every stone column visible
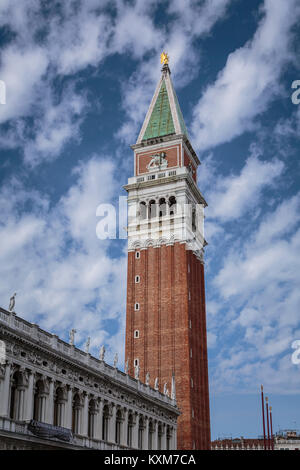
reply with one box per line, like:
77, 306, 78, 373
24, 371, 34, 422
74, 406, 81, 434
89, 411, 97, 439
56, 396, 66, 427
16, 388, 25, 421
132, 412, 139, 449
46, 379, 54, 425
161, 423, 167, 450
65, 386, 73, 430
172, 427, 177, 450
121, 408, 128, 447
152, 420, 158, 450
13, 368, 28, 421
82, 393, 89, 436
41, 395, 48, 423
95, 399, 103, 440
142, 416, 149, 450
0, 362, 11, 417
108, 403, 116, 443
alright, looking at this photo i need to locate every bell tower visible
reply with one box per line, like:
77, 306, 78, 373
124, 54, 211, 450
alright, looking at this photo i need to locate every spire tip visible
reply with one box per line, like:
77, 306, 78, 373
161, 51, 171, 74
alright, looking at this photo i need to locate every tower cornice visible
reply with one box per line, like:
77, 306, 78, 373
124, 171, 207, 207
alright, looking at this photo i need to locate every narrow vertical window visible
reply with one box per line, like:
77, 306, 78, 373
192, 207, 196, 232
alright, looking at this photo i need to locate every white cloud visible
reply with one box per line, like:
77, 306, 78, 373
274, 106, 300, 140
48, 3, 112, 76
0, 46, 48, 123
254, 194, 300, 246
208, 194, 300, 392
207, 152, 284, 222
0, 0, 236, 162
110, 0, 164, 59
207, 331, 217, 348
0, 0, 162, 164
23, 86, 87, 166
191, 0, 300, 151
168, 0, 232, 37
0, 156, 127, 365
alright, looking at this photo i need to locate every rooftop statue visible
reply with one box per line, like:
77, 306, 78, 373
99, 345, 105, 361
9, 293, 17, 312
85, 337, 90, 354
113, 353, 118, 368
134, 363, 140, 380
69, 329, 76, 346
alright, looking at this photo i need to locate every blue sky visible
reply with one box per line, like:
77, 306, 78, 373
0, 0, 299, 440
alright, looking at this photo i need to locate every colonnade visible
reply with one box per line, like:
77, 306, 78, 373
0, 363, 176, 449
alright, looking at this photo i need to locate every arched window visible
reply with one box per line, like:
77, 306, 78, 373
149, 200, 156, 219
88, 399, 97, 438
54, 386, 66, 428
159, 198, 166, 217
138, 417, 144, 449
127, 413, 134, 447
192, 207, 196, 232
72, 393, 82, 434
102, 404, 110, 441
148, 419, 154, 450
169, 196, 176, 216
33, 379, 48, 423
139, 201, 147, 220
115, 409, 122, 444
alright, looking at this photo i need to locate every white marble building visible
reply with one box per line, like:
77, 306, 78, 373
0, 307, 179, 450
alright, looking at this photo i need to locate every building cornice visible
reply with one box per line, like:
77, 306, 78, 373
124, 171, 207, 207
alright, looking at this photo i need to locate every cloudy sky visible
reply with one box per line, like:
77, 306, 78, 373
0, 0, 299, 439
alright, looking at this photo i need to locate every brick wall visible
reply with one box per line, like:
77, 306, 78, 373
125, 243, 211, 450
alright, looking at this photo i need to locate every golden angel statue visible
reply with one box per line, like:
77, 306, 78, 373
160, 52, 169, 65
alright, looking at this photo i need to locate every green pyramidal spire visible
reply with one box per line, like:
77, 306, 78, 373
142, 80, 175, 140
137, 62, 189, 144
